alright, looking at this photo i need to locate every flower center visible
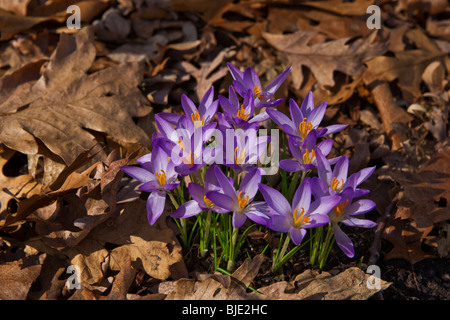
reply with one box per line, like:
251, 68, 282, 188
299, 117, 313, 140
182, 151, 196, 168
302, 148, 315, 165
237, 191, 249, 210
334, 200, 349, 217
331, 177, 344, 192
292, 207, 310, 227
178, 139, 185, 150
203, 196, 215, 208
236, 105, 250, 121
254, 84, 264, 100
155, 170, 167, 187
191, 110, 205, 128
234, 146, 246, 165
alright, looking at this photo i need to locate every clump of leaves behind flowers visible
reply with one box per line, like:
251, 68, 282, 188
120, 63, 377, 273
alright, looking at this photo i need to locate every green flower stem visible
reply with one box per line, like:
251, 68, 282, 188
227, 226, 239, 272
200, 210, 212, 258
318, 223, 334, 270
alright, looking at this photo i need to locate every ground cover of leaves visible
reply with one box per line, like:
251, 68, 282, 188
0, 0, 449, 300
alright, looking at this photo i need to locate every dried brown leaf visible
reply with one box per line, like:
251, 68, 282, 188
263, 30, 388, 88
0, 27, 152, 166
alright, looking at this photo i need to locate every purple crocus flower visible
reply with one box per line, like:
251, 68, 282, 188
206, 166, 271, 228
328, 187, 377, 258
259, 178, 340, 245
171, 164, 230, 219
227, 63, 291, 109
156, 86, 218, 129
153, 115, 216, 176
120, 145, 180, 225
266, 92, 347, 142
279, 130, 340, 173
218, 86, 269, 128
311, 150, 375, 199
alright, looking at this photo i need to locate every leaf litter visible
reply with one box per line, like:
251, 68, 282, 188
0, 0, 449, 301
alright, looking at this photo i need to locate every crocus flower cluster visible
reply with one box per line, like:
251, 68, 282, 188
120, 62, 377, 269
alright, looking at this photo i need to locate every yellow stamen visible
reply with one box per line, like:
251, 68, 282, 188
155, 170, 167, 187
302, 148, 315, 164
191, 110, 205, 128
236, 105, 250, 121
299, 117, 313, 140
334, 200, 349, 217
331, 177, 344, 192
182, 151, 196, 168
254, 84, 263, 100
204, 196, 215, 208
237, 191, 249, 210
234, 146, 246, 165
293, 208, 310, 227
178, 139, 185, 150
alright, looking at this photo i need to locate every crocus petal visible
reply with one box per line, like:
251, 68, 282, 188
289, 228, 307, 246
206, 191, 235, 212
227, 62, 244, 82
147, 191, 166, 225
181, 94, 198, 118
315, 149, 332, 188
279, 159, 301, 172
309, 195, 341, 216
289, 98, 304, 128
261, 98, 284, 109
258, 183, 292, 216
332, 155, 349, 184
162, 181, 180, 191
322, 124, 348, 136
355, 166, 376, 186
263, 66, 291, 98
266, 109, 295, 133
214, 166, 237, 201
171, 200, 202, 219
304, 214, 330, 228
333, 223, 355, 258
219, 94, 238, 115
198, 86, 214, 115
120, 166, 155, 183
310, 176, 328, 199
188, 182, 207, 205
248, 111, 270, 123
342, 217, 377, 228
316, 139, 333, 158
267, 214, 291, 233
308, 101, 327, 128
232, 212, 248, 229
300, 91, 314, 117
156, 112, 182, 126
239, 167, 261, 200
347, 199, 376, 216
243, 67, 261, 91
155, 114, 177, 140
204, 100, 219, 123
292, 177, 312, 214
139, 180, 161, 192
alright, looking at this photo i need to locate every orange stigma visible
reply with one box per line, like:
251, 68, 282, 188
191, 110, 205, 128
155, 170, 167, 187
234, 146, 246, 165
237, 191, 249, 210
293, 208, 310, 227
331, 177, 344, 192
302, 148, 315, 164
299, 118, 313, 140
204, 196, 215, 208
334, 200, 349, 217
254, 84, 264, 100
182, 151, 196, 168
236, 105, 250, 121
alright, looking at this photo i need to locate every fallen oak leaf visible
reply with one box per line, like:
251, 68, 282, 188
262, 29, 388, 88
0, 27, 152, 166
